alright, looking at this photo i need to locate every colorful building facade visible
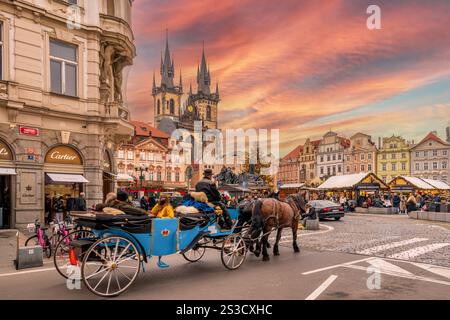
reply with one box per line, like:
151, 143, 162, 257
344, 133, 377, 175
376, 135, 411, 183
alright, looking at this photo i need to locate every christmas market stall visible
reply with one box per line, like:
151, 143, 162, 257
388, 176, 435, 194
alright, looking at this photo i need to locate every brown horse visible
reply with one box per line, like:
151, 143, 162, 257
251, 193, 307, 261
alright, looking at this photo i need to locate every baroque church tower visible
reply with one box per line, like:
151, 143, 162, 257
152, 32, 183, 128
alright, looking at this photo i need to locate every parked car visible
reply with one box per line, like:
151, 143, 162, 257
308, 200, 345, 221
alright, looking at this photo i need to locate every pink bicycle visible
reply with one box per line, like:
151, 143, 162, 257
25, 219, 52, 258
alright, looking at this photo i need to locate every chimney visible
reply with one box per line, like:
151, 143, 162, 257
378, 137, 382, 149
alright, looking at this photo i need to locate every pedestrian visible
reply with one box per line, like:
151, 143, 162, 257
406, 193, 417, 213
66, 194, 75, 213
74, 192, 87, 211
140, 195, 149, 211
393, 193, 401, 213
53, 195, 64, 222
44, 194, 52, 224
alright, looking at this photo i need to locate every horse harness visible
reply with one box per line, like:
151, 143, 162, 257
263, 196, 301, 230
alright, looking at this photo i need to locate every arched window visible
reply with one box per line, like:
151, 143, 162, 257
107, 0, 115, 16
170, 99, 175, 114
206, 106, 211, 120
157, 100, 160, 114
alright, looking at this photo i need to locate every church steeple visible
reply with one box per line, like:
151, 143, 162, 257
215, 81, 219, 98
179, 69, 183, 92
197, 42, 211, 95
160, 29, 174, 88
152, 71, 156, 94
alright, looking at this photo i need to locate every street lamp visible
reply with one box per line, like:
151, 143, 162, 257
135, 165, 149, 190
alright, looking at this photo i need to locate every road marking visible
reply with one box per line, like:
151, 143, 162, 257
410, 262, 450, 280
302, 257, 373, 275
344, 264, 450, 287
0, 267, 56, 277
305, 275, 338, 300
388, 243, 450, 260
367, 258, 413, 276
279, 224, 334, 244
356, 238, 428, 255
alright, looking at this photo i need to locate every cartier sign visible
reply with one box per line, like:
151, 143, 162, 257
45, 146, 82, 165
0, 141, 13, 161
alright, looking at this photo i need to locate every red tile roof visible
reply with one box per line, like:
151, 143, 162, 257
130, 121, 170, 139
283, 145, 303, 160
311, 139, 321, 147
338, 137, 351, 148
414, 131, 450, 148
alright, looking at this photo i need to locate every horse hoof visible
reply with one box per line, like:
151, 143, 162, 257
294, 248, 300, 253
262, 256, 270, 262
254, 251, 260, 257
273, 251, 280, 256
266, 243, 271, 249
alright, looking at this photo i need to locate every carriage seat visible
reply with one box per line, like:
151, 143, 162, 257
178, 215, 210, 231
74, 213, 152, 234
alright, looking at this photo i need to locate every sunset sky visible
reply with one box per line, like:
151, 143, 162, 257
126, 0, 450, 156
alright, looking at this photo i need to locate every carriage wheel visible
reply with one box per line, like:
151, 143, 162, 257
53, 230, 96, 279
182, 238, 207, 263
81, 236, 141, 297
221, 234, 247, 270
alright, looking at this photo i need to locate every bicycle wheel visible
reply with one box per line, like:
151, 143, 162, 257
54, 229, 96, 279
25, 235, 52, 258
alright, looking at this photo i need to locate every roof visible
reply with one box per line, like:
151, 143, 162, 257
420, 178, 450, 190
283, 145, 303, 160
318, 173, 387, 190
311, 140, 321, 147
280, 183, 305, 189
130, 121, 170, 139
338, 137, 351, 148
412, 132, 450, 149
390, 176, 435, 190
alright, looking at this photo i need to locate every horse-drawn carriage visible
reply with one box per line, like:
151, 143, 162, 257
62, 207, 248, 297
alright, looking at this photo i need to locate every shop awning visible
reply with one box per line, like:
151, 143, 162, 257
46, 173, 89, 183
390, 176, 434, 190
117, 173, 135, 182
0, 168, 17, 175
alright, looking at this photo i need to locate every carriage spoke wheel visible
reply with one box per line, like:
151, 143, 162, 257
182, 238, 207, 263
53, 230, 96, 280
221, 234, 247, 270
81, 236, 141, 297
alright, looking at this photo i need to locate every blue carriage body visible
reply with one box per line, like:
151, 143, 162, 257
92, 207, 241, 259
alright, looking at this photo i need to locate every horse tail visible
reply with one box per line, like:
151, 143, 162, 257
251, 199, 264, 237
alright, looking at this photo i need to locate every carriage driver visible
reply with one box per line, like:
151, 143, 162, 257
195, 169, 233, 230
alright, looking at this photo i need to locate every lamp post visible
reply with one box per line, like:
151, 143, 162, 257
135, 165, 149, 191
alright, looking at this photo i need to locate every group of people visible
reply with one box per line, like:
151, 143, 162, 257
322, 191, 448, 214
44, 193, 86, 224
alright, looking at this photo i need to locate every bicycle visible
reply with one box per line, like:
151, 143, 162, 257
25, 220, 52, 258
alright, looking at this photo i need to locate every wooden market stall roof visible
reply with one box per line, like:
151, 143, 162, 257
280, 183, 305, 189
318, 173, 388, 190
388, 176, 435, 190
418, 178, 450, 190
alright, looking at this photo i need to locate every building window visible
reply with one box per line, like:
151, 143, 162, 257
127, 151, 133, 160
391, 163, 396, 171
140, 152, 145, 161
327, 155, 330, 162
332, 154, 336, 161
206, 106, 211, 121
170, 99, 175, 114
382, 164, 387, 171
166, 171, 171, 181
423, 151, 428, 157
401, 153, 406, 159
157, 171, 162, 181
443, 161, 447, 169
424, 162, 429, 170
415, 163, 420, 171
157, 100, 160, 114
347, 166, 350, 173
392, 153, 396, 160
175, 172, 180, 182
382, 154, 386, 160
433, 150, 438, 157
368, 164, 372, 172
320, 156, 324, 163
320, 167, 324, 175
360, 154, 365, 161
361, 165, 365, 172
117, 150, 124, 159
433, 162, 438, 170
338, 166, 342, 173
443, 150, 448, 156
415, 152, 419, 157
368, 153, 372, 160
401, 162, 406, 171
50, 39, 78, 96
382, 176, 387, 182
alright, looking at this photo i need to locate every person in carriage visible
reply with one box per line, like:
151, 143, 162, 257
195, 169, 233, 230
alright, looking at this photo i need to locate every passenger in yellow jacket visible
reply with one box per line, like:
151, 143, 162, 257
150, 197, 174, 218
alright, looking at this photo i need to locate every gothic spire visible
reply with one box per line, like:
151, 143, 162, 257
152, 71, 156, 94
160, 29, 174, 88
215, 81, 219, 97
197, 41, 211, 95
179, 69, 183, 90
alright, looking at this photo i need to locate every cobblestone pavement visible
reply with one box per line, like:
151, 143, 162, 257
277, 213, 450, 267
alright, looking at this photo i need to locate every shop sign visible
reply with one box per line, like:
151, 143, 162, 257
45, 146, 82, 165
20, 127, 40, 136
0, 141, 13, 161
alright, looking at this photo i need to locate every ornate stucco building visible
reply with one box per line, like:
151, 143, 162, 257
279, 145, 302, 185
0, 0, 135, 229
376, 135, 411, 183
411, 131, 450, 182
299, 138, 321, 183
344, 133, 377, 175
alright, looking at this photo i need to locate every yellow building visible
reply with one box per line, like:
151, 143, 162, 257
376, 135, 411, 183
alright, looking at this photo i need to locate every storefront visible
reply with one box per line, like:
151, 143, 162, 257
0, 139, 15, 229
102, 150, 115, 201
44, 145, 89, 220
